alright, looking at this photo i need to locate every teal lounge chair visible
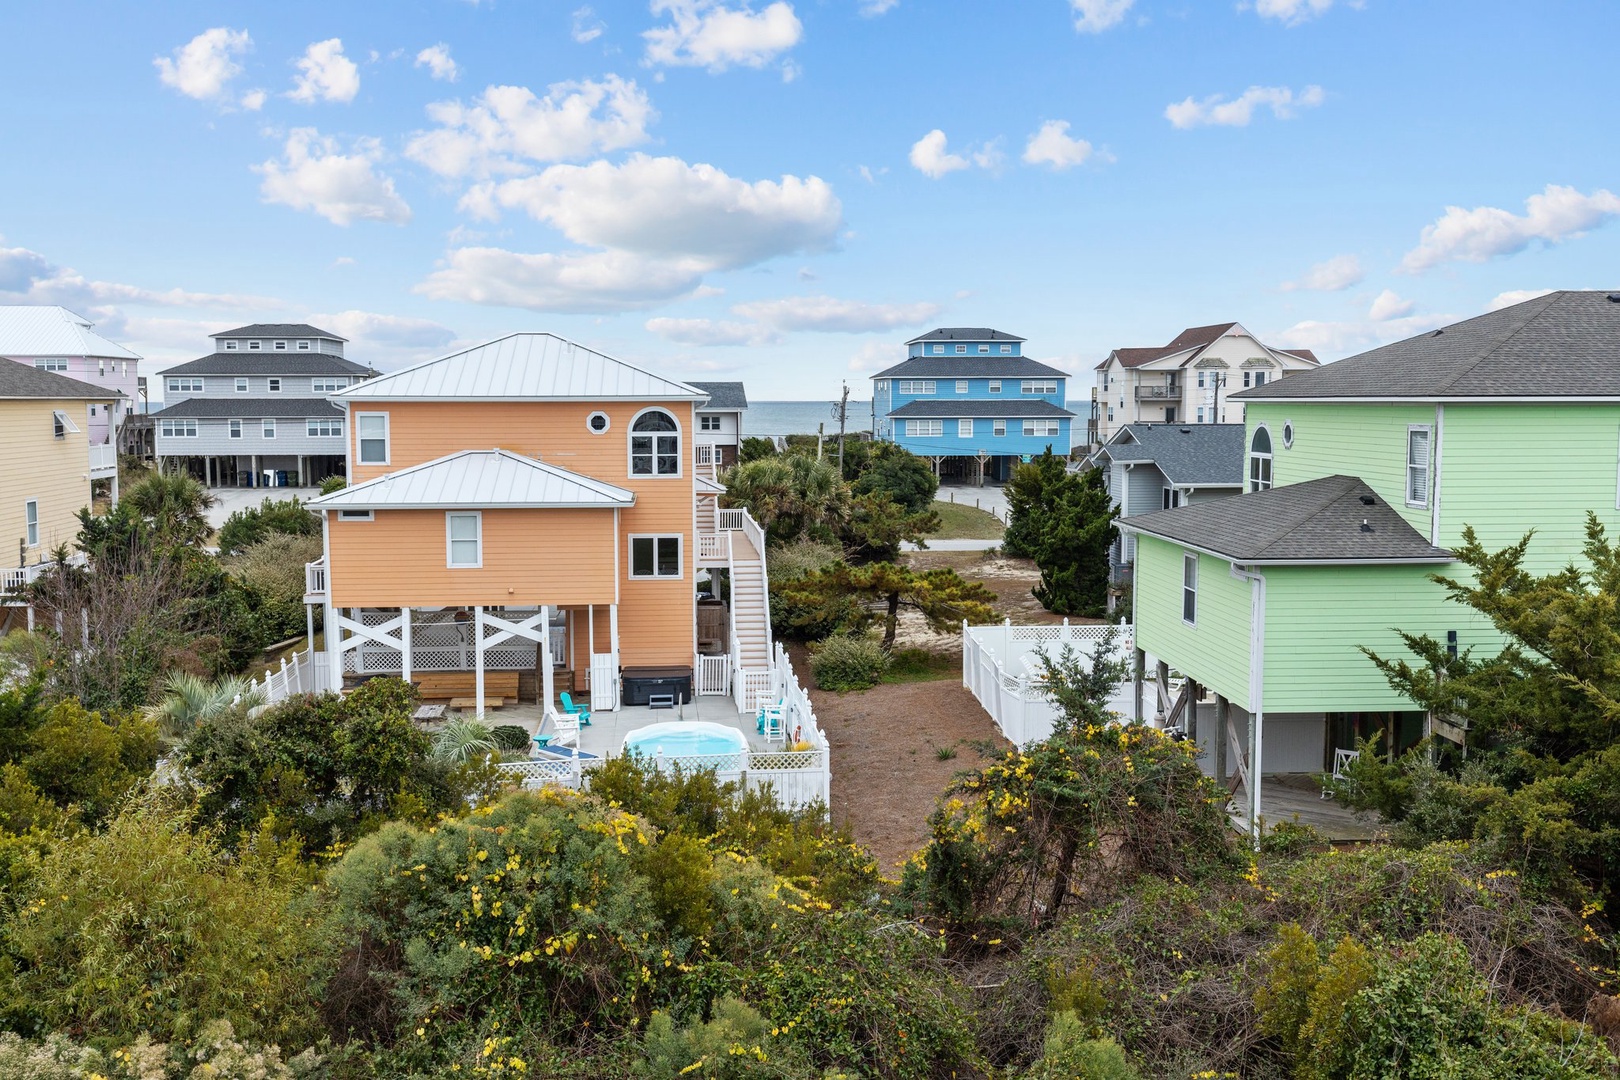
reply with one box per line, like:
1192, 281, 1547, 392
559, 691, 592, 726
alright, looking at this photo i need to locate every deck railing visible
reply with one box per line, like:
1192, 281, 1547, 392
697, 532, 731, 563
304, 559, 327, 599
240, 645, 331, 711
1, 553, 86, 599
89, 444, 118, 477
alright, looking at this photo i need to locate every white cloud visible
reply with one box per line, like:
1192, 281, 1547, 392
256, 129, 412, 226
572, 6, 606, 42
643, 0, 803, 72
1281, 254, 1363, 292
909, 129, 969, 178
1022, 120, 1099, 170
415, 43, 459, 82
1488, 288, 1556, 311
289, 38, 361, 104
474, 154, 842, 269
1367, 288, 1415, 321
417, 247, 709, 312
154, 28, 253, 104
0, 239, 276, 312
1165, 84, 1324, 129
860, 0, 900, 14
240, 89, 267, 111
1399, 184, 1620, 273
847, 340, 898, 372
732, 294, 940, 332
645, 317, 781, 346
406, 76, 655, 179
1070, 0, 1134, 32
1249, 0, 1341, 25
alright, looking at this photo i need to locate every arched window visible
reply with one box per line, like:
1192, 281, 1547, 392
1249, 427, 1273, 492
630, 408, 681, 476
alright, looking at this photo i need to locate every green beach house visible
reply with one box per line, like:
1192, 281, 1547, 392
1117, 290, 1620, 830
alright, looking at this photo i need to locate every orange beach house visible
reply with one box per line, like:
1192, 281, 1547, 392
303, 333, 773, 715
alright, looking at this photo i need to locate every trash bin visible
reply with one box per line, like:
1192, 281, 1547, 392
276, 470, 289, 487
262, 470, 275, 488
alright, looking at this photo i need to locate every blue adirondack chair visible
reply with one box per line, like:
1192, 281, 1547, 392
559, 691, 592, 726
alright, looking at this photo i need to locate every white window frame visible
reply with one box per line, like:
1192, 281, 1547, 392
958, 418, 973, 438
24, 499, 39, 548
262, 419, 276, 440
167, 377, 204, 393
356, 412, 390, 465
586, 410, 611, 434
338, 509, 374, 522
34, 357, 68, 372
223, 340, 239, 351
905, 419, 943, 438
629, 534, 683, 579
51, 409, 78, 438
1182, 551, 1198, 625
999, 344, 1012, 354
267, 378, 282, 392
993, 419, 1006, 437
1196, 407, 1205, 423
955, 344, 967, 354
307, 418, 343, 438
956, 379, 969, 394
229, 420, 242, 439
700, 414, 722, 431
932, 344, 944, 354
898, 380, 937, 395
235, 377, 249, 393
297, 340, 311, 351
446, 512, 483, 568
312, 377, 348, 393
989, 379, 1002, 394
1021, 379, 1058, 395
248, 340, 261, 350
1249, 425, 1274, 492
1022, 419, 1061, 437
628, 407, 682, 478
274, 341, 287, 350
159, 419, 198, 438
1406, 424, 1432, 508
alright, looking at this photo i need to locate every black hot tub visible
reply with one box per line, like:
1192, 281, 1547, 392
621, 665, 694, 707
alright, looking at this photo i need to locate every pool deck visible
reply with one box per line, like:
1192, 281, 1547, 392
448, 695, 774, 758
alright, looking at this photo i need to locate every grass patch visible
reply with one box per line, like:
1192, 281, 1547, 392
924, 500, 1006, 540
883, 647, 961, 684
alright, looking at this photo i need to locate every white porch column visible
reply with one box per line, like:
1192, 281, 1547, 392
609, 602, 621, 712
474, 605, 486, 715
540, 606, 554, 710
305, 604, 315, 651
400, 606, 412, 686
324, 601, 342, 691
587, 604, 596, 696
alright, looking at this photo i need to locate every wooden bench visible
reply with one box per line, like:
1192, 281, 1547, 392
415, 671, 520, 701
449, 697, 504, 710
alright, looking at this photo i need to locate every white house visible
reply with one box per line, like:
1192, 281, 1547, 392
1090, 322, 1318, 445
688, 381, 748, 468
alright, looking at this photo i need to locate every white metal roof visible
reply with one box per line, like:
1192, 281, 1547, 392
0, 306, 141, 360
332, 332, 706, 402
310, 449, 637, 510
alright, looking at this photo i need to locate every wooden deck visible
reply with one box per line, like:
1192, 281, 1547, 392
1240, 774, 1384, 842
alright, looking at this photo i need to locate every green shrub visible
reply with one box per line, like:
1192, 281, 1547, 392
1023, 1012, 1140, 1080
490, 724, 533, 752
0, 1022, 322, 1079
216, 497, 319, 557
809, 634, 889, 692
21, 700, 158, 826
0, 796, 327, 1045
319, 474, 347, 494
767, 540, 844, 583
230, 532, 324, 608
637, 996, 812, 1079
851, 452, 938, 515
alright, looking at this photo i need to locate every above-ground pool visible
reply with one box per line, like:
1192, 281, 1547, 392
622, 721, 748, 758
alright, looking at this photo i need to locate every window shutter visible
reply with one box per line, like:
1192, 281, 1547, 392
1408, 429, 1430, 503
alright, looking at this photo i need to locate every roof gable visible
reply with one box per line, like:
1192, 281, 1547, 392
0, 306, 140, 360
1235, 291, 1620, 401
335, 333, 705, 402
212, 323, 346, 341
1097, 423, 1246, 486
0, 359, 124, 400
310, 449, 636, 509
689, 381, 748, 409
905, 327, 1026, 344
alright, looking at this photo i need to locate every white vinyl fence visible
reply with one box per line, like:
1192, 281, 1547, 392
499, 642, 832, 812
962, 619, 1135, 747
245, 645, 332, 710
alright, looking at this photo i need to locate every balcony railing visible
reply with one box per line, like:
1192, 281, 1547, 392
1, 553, 85, 599
1135, 385, 1182, 401
304, 558, 327, 601
88, 443, 118, 479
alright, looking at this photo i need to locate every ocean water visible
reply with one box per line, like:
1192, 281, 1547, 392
743, 399, 874, 438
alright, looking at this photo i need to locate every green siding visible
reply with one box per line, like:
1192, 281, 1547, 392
1439, 403, 1620, 573
1246, 401, 1436, 534
1134, 535, 1252, 710
1261, 563, 1493, 713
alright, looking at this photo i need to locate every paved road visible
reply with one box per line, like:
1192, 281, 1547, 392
938, 482, 1008, 519
205, 486, 323, 529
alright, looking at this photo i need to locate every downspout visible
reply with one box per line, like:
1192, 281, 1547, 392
1230, 563, 1267, 844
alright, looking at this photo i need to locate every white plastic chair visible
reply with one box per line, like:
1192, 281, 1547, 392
542, 709, 580, 750
757, 699, 785, 745
1323, 747, 1360, 798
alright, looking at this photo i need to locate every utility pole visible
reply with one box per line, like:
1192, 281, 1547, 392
817, 422, 825, 460
835, 381, 850, 475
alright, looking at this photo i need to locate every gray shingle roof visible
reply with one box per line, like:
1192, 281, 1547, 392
689, 381, 748, 409
1235, 291, 1620, 401
905, 327, 1026, 344
888, 399, 1074, 418
872, 355, 1069, 380
1120, 475, 1453, 563
211, 323, 346, 341
0, 360, 123, 400
154, 397, 343, 419
1095, 423, 1245, 486
160, 353, 374, 377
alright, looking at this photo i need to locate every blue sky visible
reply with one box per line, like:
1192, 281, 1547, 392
2, 0, 1616, 398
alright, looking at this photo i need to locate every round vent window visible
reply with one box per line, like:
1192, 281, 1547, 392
587, 411, 610, 434
1282, 421, 1295, 449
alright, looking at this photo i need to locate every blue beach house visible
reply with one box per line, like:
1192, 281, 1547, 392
871, 328, 1075, 483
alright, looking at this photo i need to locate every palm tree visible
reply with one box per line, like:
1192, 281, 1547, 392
431, 716, 499, 765
124, 472, 218, 547
724, 454, 850, 545
145, 671, 263, 740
